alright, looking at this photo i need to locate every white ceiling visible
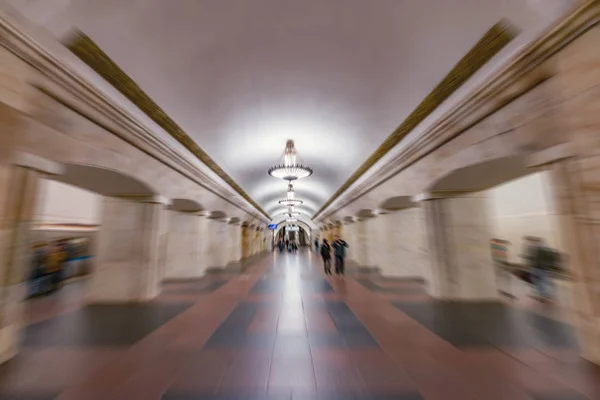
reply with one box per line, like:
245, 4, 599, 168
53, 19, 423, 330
3, 0, 574, 223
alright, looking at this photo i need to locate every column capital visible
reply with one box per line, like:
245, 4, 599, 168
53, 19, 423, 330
412, 191, 474, 202
115, 194, 171, 205
10, 152, 63, 175
528, 143, 576, 167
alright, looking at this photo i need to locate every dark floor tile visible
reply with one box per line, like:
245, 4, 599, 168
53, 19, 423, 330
528, 395, 590, 400
163, 395, 291, 399
23, 302, 193, 346
392, 301, 577, 348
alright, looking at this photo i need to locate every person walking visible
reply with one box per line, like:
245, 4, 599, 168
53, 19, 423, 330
314, 238, 319, 253
320, 239, 332, 275
530, 238, 559, 302
332, 235, 349, 276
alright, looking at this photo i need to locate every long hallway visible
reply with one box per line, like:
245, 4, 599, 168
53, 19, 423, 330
0, 250, 596, 400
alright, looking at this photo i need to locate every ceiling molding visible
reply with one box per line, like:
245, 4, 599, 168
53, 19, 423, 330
64, 31, 269, 219
317, 0, 598, 219
313, 20, 516, 219
0, 11, 267, 222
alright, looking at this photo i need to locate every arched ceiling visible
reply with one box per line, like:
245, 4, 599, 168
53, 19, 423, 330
4, 0, 573, 225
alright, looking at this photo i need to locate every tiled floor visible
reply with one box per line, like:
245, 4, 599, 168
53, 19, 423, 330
1, 250, 599, 399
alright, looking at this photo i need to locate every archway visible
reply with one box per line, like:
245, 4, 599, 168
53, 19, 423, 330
420, 154, 568, 305
273, 220, 312, 250
38, 163, 167, 303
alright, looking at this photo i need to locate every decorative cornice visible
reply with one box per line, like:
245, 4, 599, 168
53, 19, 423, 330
64, 31, 269, 219
313, 20, 516, 219
0, 13, 268, 223
317, 0, 600, 219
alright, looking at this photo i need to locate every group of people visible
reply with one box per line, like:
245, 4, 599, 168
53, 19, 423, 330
316, 235, 348, 276
277, 238, 298, 253
29, 239, 77, 295
492, 236, 564, 302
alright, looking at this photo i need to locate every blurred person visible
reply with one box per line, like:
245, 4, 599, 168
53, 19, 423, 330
320, 238, 332, 275
525, 237, 559, 302
46, 242, 67, 292
314, 237, 319, 253
490, 238, 515, 299
332, 234, 349, 276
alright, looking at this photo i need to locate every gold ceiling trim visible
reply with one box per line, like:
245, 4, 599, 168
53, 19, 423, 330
314, 20, 516, 218
65, 31, 270, 219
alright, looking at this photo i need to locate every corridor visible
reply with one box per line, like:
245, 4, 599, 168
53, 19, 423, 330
0, 250, 596, 400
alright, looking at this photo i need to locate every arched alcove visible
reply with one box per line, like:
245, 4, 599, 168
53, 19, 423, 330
51, 163, 157, 196
207, 211, 227, 220
427, 155, 533, 193
357, 209, 377, 219
379, 196, 416, 211
170, 198, 204, 213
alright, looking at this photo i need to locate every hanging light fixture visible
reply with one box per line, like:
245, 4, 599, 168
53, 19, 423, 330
282, 205, 300, 218
268, 140, 313, 181
278, 183, 303, 206
286, 217, 298, 223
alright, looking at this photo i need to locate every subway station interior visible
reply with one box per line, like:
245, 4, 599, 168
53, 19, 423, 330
1, 0, 600, 399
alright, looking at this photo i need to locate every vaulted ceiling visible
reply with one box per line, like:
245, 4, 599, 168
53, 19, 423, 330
4, 0, 574, 227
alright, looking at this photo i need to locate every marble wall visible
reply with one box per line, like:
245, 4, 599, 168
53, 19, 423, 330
35, 179, 101, 226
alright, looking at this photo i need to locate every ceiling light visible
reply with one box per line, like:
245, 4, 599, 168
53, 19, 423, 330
286, 218, 298, 222
282, 205, 300, 218
268, 140, 313, 181
278, 183, 303, 206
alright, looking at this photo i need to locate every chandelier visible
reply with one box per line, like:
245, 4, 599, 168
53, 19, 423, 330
268, 140, 313, 181
278, 183, 303, 206
282, 205, 300, 218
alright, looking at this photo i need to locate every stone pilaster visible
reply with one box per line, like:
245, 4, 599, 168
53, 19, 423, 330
0, 153, 63, 364
89, 195, 169, 303
419, 192, 497, 300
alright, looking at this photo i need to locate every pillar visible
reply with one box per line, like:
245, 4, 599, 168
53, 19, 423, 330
355, 218, 375, 267
241, 225, 250, 259
205, 218, 227, 269
227, 223, 242, 265
343, 222, 358, 264
379, 209, 428, 279
163, 211, 205, 280
546, 157, 600, 363
0, 152, 63, 364
90, 195, 169, 302
418, 192, 497, 300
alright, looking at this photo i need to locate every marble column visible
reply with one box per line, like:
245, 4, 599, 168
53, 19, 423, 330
90, 195, 169, 303
0, 153, 63, 364
379, 208, 428, 279
356, 217, 380, 268
227, 223, 242, 265
419, 192, 497, 300
241, 225, 250, 259
205, 218, 228, 269
546, 157, 600, 363
163, 211, 205, 280
343, 222, 359, 265
353, 220, 368, 267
